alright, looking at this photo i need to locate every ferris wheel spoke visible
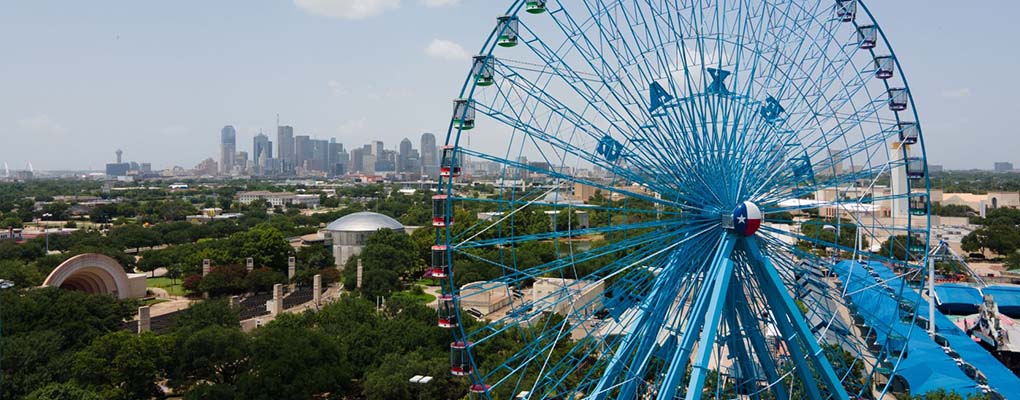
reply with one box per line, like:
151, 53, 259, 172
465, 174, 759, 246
742, 238, 850, 400
457, 146, 683, 210
472, 77, 686, 200
456, 218, 683, 249
461, 223, 716, 335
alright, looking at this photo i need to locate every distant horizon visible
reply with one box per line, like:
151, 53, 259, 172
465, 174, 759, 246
3, 1, 1017, 171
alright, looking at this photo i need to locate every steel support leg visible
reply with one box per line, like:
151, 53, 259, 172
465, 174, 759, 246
745, 238, 849, 400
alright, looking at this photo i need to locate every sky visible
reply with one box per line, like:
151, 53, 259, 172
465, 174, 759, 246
0, 0, 1017, 171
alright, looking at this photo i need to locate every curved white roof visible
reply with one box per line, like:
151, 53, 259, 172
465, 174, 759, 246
325, 212, 404, 232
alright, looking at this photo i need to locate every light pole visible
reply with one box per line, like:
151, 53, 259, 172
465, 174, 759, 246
409, 375, 433, 400
0, 279, 15, 392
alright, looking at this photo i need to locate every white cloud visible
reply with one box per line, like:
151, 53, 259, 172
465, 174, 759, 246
941, 88, 972, 99
293, 0, 400, 19
328, 80, 348, 96
18, 114, 66, 136
420, 0, 459, 7
425, 39, 470, 61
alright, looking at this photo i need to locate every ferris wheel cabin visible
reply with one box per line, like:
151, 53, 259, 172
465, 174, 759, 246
452, 99, 475, 130
888, 88, 909, 111
430, 245, 449, 279
438, 295, 458, 328
496, 16, 519, 47
898, 122, 919, 145
875, 56, 896, 79
440, 146, 461, 177
857, 25, 878, 49
432, 195, 453, 227
450, 341, 473, 376
909, 194, 929, 216
470, 384, 492, 394
906, 157, 926, 180
525, 0, 547, 14
472, 55, 495, 87
835, 0, 856, 22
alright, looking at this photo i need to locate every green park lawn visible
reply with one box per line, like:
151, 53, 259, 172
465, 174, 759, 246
392, 287, 436, 304
147, 276, 186, 297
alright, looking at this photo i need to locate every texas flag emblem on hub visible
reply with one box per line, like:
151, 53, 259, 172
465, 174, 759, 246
733, 201, 762, 237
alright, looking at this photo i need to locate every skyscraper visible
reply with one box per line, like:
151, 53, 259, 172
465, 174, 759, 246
277, 125, 294, 172
399, 138, 413, 173
220, 126, 236, 175
311, 139, 330, 171
253, 133, 272, 175
294, 135, 312, 171
420, 132, 438, 177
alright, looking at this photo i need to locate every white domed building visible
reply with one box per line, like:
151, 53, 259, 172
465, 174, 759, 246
325, 212, 405, 268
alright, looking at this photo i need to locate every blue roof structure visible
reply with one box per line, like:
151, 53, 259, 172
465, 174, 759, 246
934, 284, 983, 315
831, 261, 1019, 398
983, 286, 1020, 319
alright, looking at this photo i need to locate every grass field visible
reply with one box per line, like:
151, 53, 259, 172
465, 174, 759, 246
392, 287, 437, 304
147, 276, 186, 297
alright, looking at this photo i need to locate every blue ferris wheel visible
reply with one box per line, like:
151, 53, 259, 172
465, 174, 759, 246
434, 0, 932, 399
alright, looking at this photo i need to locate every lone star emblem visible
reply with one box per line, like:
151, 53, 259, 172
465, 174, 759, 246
737, 216, 746, 224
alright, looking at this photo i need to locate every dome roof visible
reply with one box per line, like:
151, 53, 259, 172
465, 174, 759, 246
325, 212, 404, 232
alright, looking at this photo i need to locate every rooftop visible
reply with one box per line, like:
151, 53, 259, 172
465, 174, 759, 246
325, 211, 404, 232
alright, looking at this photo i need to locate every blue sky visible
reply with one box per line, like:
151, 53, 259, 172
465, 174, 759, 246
0, 0, 1015, 171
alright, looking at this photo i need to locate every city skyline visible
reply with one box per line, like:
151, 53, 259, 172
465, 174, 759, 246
2, 1, 1019, 171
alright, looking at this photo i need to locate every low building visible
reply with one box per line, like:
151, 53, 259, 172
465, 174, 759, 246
460, 281, 512, 316
236, 191, 320, 208
185, 208, 243, 224
0, 228, 23, 241
324, 212, 405, 267
531, 278, 604, 317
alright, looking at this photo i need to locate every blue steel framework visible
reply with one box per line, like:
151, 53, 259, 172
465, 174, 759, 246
436, 1, 932, 399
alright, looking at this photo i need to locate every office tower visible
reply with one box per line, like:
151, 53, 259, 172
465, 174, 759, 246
375, 149, 397, 173
311, 139, 330, 171
398, 138, 413, 173
277, 125, 294, 172
329, 139, 347, 176
294, 135, 312, 171
350, 147, 365, 172
236, 151, 249, 174
372, 141, 384, 157
361, 144, 376, 174
253, 133, 272, 175
994, 162, 1013, 172
116, 149, 123, 164
420, 132, 438, 177
220, 126, 236, 175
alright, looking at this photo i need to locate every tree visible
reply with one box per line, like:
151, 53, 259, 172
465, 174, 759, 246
235, 325, 352, 400
108, 224, 161, 250
168, 326, 249, 393
1, 330, 73, 398
0, 259, 44, 287
2, 288, 137, 349
245, 267, 286, 292
360, 228, 419, 277
24, 383, 101, 400
879, 234, 922, 261
172, 299, 240, 332
71, 331, 168, 400
198, 265, 248, 297
228, 224, 293, 272
1005, 251, 1020, 271
361, 351, 461, 400
1, 216, 22, 229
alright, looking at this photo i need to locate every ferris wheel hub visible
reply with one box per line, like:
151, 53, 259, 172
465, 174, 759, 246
731, 201, 763, 237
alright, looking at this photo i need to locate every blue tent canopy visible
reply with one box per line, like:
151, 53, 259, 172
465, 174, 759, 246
983, 285, 1020, 318
934, 284, 983, 315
